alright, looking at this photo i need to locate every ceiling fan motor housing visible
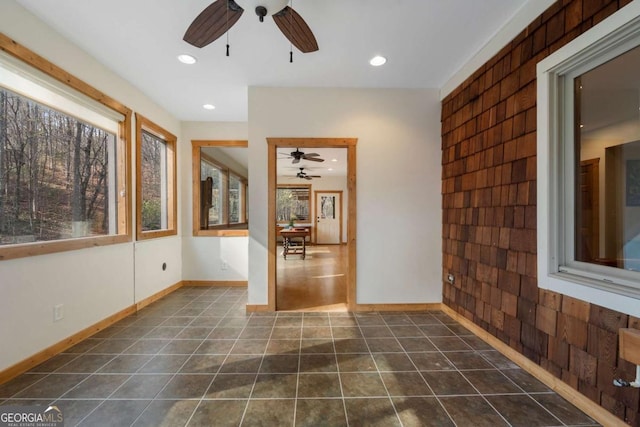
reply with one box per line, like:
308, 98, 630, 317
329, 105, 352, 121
256, 6, 267, 21
235, 0, 289, 19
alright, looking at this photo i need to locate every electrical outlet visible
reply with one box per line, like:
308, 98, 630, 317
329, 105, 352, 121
221, 260, 228, 270
447, 273, 455, 284
53, 304, 64, 322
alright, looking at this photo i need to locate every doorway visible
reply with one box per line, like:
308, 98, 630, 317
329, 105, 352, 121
267, 138, 357, 311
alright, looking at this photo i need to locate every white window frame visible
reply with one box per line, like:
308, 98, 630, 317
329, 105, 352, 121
537, 2, 640, 316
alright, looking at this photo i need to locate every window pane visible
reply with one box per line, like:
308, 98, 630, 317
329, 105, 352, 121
575, 45, 640, 271
201, 161, 224, 226
0, 87, 116, 245
229, 174, 241, 224
140, 131, 167, 231
277, 187, 310, 222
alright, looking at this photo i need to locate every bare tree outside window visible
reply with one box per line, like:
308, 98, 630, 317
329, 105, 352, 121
276, 187, 310, 222
0, 87, 113, 245
134, 114, 176, 240
229, 174, 241, 224
201, 161, 224, 226
140, 131, 165, 231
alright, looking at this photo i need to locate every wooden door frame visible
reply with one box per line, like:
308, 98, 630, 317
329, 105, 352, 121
314, 190, 343, 244
267, 138, 357, 311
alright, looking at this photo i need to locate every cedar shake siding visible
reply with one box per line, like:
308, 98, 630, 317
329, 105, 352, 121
441, 0, 639, 424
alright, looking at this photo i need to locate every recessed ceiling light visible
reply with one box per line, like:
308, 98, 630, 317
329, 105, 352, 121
328, 168, 333, 171
177, 54, 197, 64
203, 104, 216, 110
331, 158, 338, 162
369, 55, 387, 66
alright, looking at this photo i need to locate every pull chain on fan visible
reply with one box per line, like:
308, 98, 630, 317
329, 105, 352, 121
226, 4, 230, 56
289, 0, 293, 63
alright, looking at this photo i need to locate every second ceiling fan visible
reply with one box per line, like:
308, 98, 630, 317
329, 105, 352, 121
183, 0, 319, 53
279, 148, 324, 164
295, 167, 321, 180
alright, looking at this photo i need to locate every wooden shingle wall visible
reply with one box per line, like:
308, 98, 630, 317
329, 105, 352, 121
441, 0, 640, 424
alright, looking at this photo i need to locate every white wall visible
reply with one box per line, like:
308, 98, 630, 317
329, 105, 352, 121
180, 121, 249, 281
0, 1, 182, 371
249, 87, 442, 305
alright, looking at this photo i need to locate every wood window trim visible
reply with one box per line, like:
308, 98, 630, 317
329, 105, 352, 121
0, 33, 132, 262
135, 114, 177, 240
192, 140, 248, 237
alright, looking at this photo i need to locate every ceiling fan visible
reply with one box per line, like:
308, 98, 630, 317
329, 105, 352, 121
295, 167, 321, 180
279, 148, 325, 164
183, 0, 319, 53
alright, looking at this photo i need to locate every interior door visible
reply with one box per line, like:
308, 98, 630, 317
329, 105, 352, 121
315, 191, 342, 244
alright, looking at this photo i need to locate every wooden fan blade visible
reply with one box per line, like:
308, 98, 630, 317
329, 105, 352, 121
303, 153, 320, 157
273, 6, 319, 53
292, 157, 300, 164
184, 0, 243, 48
304, 156, 324, 162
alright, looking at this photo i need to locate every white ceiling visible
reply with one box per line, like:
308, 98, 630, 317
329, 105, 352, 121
16, 0, 530, 122
277, 147, 348, 177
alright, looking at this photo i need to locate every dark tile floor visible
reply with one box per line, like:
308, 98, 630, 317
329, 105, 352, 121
0, 287, 600, 426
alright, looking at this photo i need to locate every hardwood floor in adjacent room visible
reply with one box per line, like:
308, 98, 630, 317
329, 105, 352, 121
276, 245, 347, 311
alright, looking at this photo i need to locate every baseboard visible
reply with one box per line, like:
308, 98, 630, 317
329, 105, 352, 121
355, 303, 442, 312
0, 304, 136, 385
0, 281, 184, 386
246, 304, 270, 312
182, 280, 248, 287
136, 281, 183, 311
440, 305, 625, 427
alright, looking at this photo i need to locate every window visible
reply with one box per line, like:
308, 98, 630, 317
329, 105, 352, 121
0, 34, 131, 261
277, 185, 311, 223
192, 140, 248, 237
538, 7, 640, 306
135, 114, 177, 240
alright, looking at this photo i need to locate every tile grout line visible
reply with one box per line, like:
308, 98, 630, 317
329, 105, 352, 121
183, 287, 249, 426
405, 313, 461, 426
328, 312, 350, 427
432, 315, 514, 427
130, 287, 230, 427
236, 309, 278, 426
291, 311, 304, 426
378, 313, 422, 427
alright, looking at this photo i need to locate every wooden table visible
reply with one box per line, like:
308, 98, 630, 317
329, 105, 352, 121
280, 228, 310, 259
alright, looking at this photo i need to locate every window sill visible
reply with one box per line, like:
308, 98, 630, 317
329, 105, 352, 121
193, 229, 248, 237
137, 229, 177, 241
541, 270, 640, 317
0, 234, 131, 261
